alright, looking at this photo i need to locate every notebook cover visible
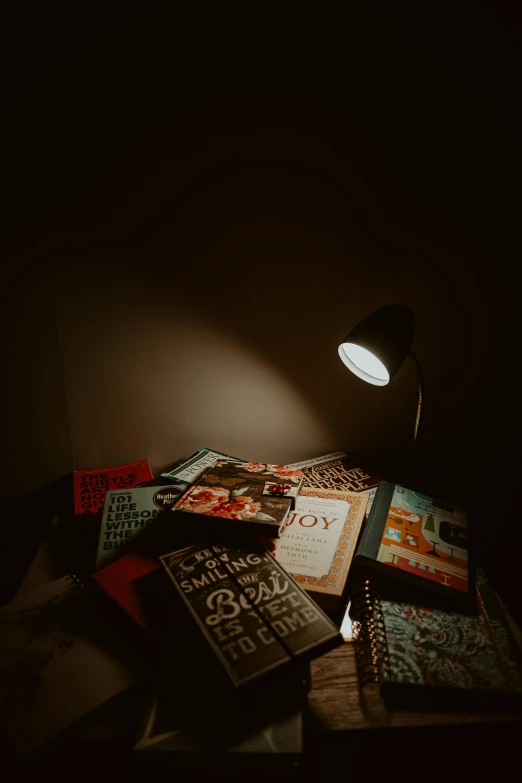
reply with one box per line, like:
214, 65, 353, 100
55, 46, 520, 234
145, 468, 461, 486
354, 481, 473, 606
171, 460, 305, 538
375, 568, 522, 710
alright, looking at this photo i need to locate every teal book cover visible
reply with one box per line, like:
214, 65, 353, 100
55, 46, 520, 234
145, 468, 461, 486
96, 485, 184, 571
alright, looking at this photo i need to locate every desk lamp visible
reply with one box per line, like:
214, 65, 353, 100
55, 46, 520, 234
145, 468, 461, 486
338, 304, 423, 444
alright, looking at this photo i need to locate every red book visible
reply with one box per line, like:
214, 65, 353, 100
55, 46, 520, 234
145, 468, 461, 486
92, 552, 160, 631
73, 460, 153, 516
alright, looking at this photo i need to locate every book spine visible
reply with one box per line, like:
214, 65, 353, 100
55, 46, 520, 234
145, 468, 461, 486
355, 480, 394, 562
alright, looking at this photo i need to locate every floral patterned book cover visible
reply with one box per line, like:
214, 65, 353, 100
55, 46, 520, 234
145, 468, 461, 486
172, 460, 304, 538
374, 568, 522, 709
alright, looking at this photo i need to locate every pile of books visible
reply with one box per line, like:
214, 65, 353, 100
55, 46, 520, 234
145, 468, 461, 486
2, 447, 521, 772
0, 448, 378, 771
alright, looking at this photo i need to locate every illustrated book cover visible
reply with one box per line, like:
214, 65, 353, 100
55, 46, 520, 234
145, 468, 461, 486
261, 487, 367, 613
171, 460, 305, 538
0, 575, 142, 758
290, 451, 381, 517
95, 485, 184, 571
353, 480, 472, 607
351, 568, 522, 711
160, 447, 243, 489
73, 459, 153, 517
158, 538, 343, 691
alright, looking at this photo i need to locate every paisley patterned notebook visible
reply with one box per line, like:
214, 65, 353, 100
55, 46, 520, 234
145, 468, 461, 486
351, 568, 522, 711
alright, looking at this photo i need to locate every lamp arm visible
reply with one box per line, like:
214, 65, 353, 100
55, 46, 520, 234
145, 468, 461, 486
408, 350, 424, 445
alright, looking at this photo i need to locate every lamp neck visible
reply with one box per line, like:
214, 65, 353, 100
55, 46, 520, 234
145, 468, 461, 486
408, 350, 424, 446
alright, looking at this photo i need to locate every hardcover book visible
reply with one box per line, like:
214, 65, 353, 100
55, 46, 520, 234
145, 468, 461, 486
290, 451, 380, 517
160, 447, 243, 489
262, 487, 367, 613
351, 568, 522, 711
159, 538, 343, 689
353, 480, 472, 607
73, 459, 153, 517
95, 485, 185, 571
171, 460, 305, 538
0, 575, 142, 758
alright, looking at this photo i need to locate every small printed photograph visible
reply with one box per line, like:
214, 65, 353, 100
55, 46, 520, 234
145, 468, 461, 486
384, 527, 401, 543
404, 533, 419, 547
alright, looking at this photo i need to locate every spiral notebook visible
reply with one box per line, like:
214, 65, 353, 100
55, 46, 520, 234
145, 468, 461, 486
0, 575, 141, 758
351, 567, 522, 711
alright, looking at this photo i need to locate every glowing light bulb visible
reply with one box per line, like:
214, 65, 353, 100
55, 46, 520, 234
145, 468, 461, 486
338, 343, 390, 386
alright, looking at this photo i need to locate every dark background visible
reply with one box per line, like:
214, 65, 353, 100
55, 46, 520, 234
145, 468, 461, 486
1, 6, 521, 618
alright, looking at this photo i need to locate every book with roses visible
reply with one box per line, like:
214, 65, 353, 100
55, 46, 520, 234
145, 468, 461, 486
170, 460, 305, 538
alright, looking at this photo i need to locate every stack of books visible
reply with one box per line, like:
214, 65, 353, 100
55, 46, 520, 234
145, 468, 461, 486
0, 448, 377, 770
348, 481, 522, 712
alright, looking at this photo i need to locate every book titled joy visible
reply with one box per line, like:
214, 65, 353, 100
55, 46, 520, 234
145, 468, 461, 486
265, 487, 367, 612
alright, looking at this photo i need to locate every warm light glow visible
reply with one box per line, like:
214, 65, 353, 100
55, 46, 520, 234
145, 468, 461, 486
338, 343, 390, 386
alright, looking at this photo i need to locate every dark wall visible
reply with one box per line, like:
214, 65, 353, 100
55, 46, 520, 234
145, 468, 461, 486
2, 7, 521, 610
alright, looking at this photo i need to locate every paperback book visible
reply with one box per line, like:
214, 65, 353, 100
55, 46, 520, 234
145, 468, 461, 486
171, 460, 305, 538
261, 487, 367, 613
161, 447, 243, 489
95, 485, 185, 571
73, 459, 153, 517
290, 451, 381, 517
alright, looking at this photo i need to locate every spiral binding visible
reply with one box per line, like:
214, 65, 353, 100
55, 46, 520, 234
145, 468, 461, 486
351, 568, 389, 686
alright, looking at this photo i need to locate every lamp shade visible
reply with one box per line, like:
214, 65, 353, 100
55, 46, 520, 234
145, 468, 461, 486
338, 304, 415, 386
